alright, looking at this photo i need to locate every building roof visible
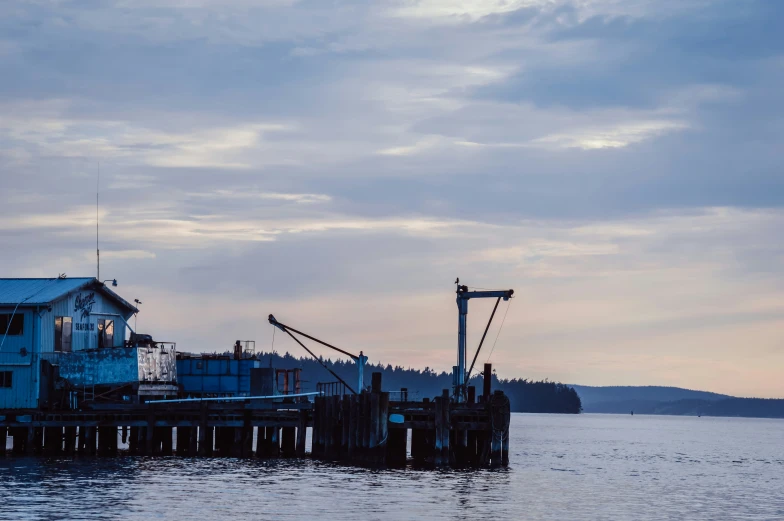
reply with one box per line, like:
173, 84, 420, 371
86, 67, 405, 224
0, 278, 138, 313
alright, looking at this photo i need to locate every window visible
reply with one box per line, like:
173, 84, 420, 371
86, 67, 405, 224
0, 314, 24, 336
55, 316, 72, 352
0, 371, 12, 388
98, 319, 114, 348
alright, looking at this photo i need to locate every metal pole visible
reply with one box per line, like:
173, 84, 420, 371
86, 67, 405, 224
456, 296, 468, 402
357, 352, 367, 392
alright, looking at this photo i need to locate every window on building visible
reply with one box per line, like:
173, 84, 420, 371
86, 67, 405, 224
0, 371, 12, 388
0, 314, 24, 336
98, 319, 114, 348
55, 316, 72, 352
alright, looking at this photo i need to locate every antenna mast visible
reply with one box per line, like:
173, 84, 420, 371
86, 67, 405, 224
96, 161, 100, 280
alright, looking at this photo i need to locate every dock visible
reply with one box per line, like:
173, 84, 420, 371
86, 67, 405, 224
0, 277, 514, 469
0, 367, 510, 467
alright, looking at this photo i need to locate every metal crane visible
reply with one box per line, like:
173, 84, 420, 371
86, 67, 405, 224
268, 314, 368, 394
453, 278, 514, 402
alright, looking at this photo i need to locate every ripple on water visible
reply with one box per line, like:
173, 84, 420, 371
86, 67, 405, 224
2, 414, 784, 521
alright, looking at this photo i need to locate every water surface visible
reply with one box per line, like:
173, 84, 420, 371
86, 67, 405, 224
1, 414, 782, 520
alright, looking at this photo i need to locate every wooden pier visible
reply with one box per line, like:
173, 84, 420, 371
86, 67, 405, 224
0, 366, 510, 468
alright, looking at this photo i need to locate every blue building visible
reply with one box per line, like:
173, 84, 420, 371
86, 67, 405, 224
177, 353, 300, 398
0, 277, 176, 409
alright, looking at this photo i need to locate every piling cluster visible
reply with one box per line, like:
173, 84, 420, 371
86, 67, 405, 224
1, 368, 510, 468
311, 367, 510, 468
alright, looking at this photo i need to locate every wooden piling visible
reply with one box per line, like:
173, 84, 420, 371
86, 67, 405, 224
177, 427, 191, 456
376, 391, 389, 466
145, 414, 155, 455
64, 426, 76, 456
312, 397, 322, 457
109, 426, 119, 456
411, 427, 425, 464
198, 406, 212, 457
97, 426, 110, 456
433, 395, 444, 466
331, 394, 342, 459
44, 427, 61, 455
341, 395, 350, 455
256, 427, 271, 459
137, 427, 148, 455
26, 427, 37, 455
216, 427, 233, 456
490, 430, 502, 467
85, 426, 96, 456
369, 391, 379, 459
128, 427, 139, 455
441, 390, 451, 465
502, 427, 509, 466
11, 426, 24, 454
242, 412, 254, 458
483, 363, 492, 400
347, 394, 357, 460
361, 392, 371, 464
281, 427, 296, 458
296, 409, 308, 457
489, 390, 507, 467
386, 427, 407, 467
269, 426, 280, 458
0, 426, 6, 456
188, 426, 198, 457
161, 427, 173, 456
324, 396, 333, 459
231, 427, 243, 457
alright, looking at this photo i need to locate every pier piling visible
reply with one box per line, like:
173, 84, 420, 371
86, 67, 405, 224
0, 375, 511, 469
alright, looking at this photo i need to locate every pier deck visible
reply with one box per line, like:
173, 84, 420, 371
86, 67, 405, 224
0, 372, 510, 467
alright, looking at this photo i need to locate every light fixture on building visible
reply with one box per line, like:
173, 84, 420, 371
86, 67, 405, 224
102, 279, 118, 287
133, 299, 143, 331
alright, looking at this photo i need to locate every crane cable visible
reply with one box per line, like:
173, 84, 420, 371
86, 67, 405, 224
466, 297, 513, 382
485, 298, 512, 364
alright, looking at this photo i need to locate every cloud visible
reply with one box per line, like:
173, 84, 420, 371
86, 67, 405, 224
100, 250, 157, 260
188, 190, 332, 204
0, 0, 782, 397
530, 119, 689, 150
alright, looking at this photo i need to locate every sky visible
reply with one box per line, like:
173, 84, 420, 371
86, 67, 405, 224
1, 0, 782, 398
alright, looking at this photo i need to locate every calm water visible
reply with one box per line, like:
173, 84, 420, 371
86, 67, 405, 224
1, 414, 783, 520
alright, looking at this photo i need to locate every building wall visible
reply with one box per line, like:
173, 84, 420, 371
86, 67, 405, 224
177, 359, 262, 396
0, 286, 135, 409
39, 289, 132, 353
0, 307, 37, 408
0, 307, 34, 354
0, 352, 36, 409
55, 345, 177, 387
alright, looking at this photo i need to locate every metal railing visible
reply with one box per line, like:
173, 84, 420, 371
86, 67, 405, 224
317, 381, 348, 397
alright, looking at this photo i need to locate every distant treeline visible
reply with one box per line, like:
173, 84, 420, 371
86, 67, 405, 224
252, 351, 582, 414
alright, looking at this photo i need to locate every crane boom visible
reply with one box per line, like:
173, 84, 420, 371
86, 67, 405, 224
268, 314, 368, 393
454, 281, 513, 402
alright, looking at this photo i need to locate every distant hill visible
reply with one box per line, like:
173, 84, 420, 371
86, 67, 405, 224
572, 385, 784, 419
571, 385, 730, 412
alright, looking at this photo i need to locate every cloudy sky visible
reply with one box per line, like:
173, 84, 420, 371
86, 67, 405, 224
1, 0, 782, 397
